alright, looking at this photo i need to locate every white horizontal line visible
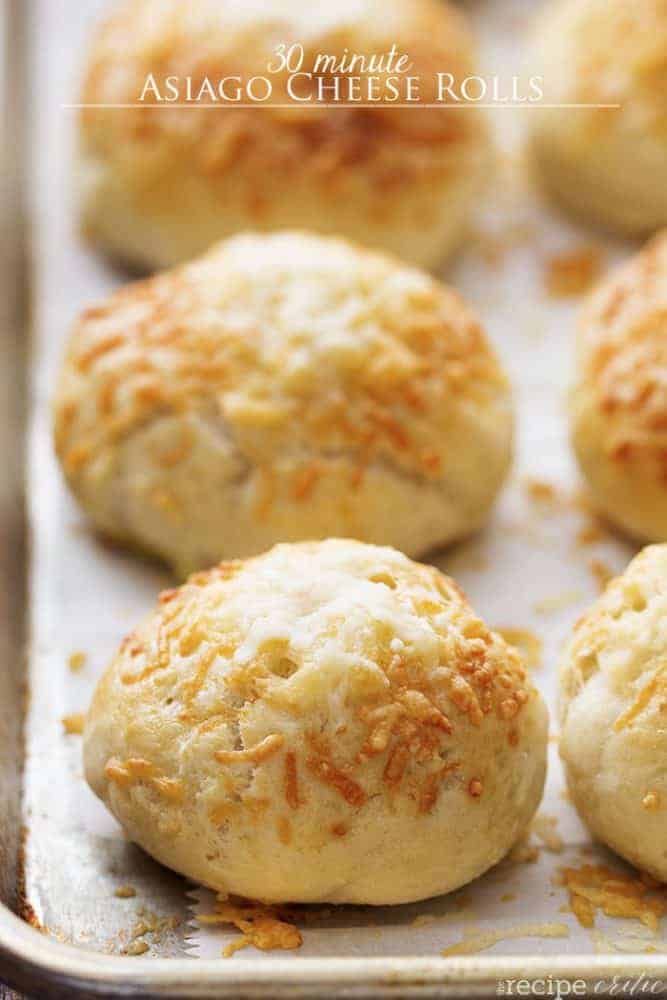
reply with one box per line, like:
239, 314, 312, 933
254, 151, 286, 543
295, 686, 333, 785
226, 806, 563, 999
62, 102, 622, 110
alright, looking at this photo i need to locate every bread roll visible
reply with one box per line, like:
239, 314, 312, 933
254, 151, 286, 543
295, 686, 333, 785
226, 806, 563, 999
54, 232, 513, 576
84, 539, 549, 904
527, 0, 667, 236
570, 232, 667, 543
78, 0, 490, 270
560, 545, 667, 881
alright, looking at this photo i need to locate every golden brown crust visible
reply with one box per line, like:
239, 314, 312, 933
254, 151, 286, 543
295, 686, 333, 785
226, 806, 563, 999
576, 232, 667, 472
54, 233, 512, 574
81, 0, 481, 196
115, 544, 532, 796
55, 234, 503, 482
84, 540, 547, 903
77, 0, 490, 270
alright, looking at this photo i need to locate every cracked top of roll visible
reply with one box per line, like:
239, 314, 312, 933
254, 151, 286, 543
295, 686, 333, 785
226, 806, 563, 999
54, 232, 513, 573
83, 539, 548, 904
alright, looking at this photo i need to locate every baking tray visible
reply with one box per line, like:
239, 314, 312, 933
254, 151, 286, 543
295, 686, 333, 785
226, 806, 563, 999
2, 0, 667, 996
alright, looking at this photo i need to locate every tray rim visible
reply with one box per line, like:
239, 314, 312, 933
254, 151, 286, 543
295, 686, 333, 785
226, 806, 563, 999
2, 908, 667, 999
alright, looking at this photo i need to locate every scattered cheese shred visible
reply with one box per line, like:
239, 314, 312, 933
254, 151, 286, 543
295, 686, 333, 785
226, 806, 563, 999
544, 248, 601, 298
62, 713, 85, 735
523, 478, 560, 506
589, 558, 614, 593
442, 922, 569, 956
68, 651, 87, 672
123, 940, 149, 956
121, 909, 180, 955
199, 897, 303, 957
115, 885, 137, 899
558, 864, 666, 932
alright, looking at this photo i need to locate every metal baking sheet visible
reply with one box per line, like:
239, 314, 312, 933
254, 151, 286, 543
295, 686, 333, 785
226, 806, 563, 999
2, 0, 667, 995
